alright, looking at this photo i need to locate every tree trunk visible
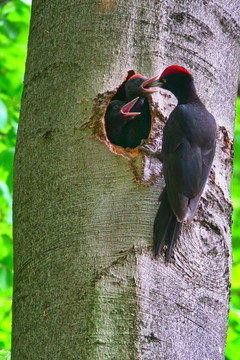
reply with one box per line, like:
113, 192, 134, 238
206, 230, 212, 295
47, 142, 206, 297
12, 0, 240, 359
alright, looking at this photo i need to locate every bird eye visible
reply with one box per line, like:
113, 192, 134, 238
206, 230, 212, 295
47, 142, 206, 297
135, 78, 141, 85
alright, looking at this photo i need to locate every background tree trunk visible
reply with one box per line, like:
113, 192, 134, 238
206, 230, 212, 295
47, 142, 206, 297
12, 0, 240, 359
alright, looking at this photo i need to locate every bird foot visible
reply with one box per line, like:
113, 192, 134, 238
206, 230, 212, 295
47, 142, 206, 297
140, 139, 148, 146
139, 144, 163, 163
139, 143, 155, 156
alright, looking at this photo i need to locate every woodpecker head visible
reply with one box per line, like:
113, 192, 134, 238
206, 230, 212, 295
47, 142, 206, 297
105, 97, 141, 121
147, 65, 195, 102
125, 74, 159, 99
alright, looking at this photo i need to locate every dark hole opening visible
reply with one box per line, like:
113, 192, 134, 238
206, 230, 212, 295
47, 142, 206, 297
104, 70, 152, 150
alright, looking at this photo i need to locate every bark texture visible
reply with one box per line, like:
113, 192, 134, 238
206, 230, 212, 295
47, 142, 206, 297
12, 0, 240, 359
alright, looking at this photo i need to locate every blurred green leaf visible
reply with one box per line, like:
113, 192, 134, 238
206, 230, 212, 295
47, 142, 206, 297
0, 148, 14, 171
0, 256, 12, 272
1, 235, 12, 253
0, 269, 7, 293
0, 100, 8, 130
0, 181, 11, 207
2, 16, 19, 40
0, 350, 11, 360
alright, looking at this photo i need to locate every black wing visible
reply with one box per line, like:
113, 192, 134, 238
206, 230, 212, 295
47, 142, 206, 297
162, 103, 216, 222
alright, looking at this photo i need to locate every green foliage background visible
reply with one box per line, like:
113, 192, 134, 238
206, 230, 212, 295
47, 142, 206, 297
0, 0, 31, 356
226, 97, 240, 360
0, 1, 239, 358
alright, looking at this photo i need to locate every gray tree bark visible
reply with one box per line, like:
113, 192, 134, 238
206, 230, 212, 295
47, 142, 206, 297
12, 0, 240, 359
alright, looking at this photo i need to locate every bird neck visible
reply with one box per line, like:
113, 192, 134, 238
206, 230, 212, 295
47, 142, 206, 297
175, 80, 200, 104
130, 97, 144, 111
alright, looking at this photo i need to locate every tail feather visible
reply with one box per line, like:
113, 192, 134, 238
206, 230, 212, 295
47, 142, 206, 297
165, 219, 182, 261
154, 187, 182, 260
153, 189, 172, 257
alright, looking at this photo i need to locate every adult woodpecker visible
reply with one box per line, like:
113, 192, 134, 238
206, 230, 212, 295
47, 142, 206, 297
123, 74, 159, 146
145, 65, 217, 260
105, 97, 142, 148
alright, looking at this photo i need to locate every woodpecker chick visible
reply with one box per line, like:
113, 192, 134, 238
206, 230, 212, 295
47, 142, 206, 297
123, 74, 159, 146
105, 97, 144, 149
125, 73, 159, 100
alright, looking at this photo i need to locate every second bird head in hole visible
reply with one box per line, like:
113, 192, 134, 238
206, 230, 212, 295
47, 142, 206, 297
104, 73, 159, 149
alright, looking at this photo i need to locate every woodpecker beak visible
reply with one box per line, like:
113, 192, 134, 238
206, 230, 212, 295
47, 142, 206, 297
141, 75, 160, 93
146, 76, 166, 88
120, 97, 141, 117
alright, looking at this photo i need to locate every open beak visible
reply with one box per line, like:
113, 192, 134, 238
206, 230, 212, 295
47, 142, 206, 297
141, 75, 160, 93
120, 97, 141, 117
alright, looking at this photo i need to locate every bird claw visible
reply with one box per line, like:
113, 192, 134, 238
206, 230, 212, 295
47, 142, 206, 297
139, 143, 156, 156
139, 144, 163, 163
140, 139, 148, 146
139, 144, 155, 168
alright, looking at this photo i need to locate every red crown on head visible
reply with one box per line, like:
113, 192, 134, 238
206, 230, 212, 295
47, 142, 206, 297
159, 65, 192, 79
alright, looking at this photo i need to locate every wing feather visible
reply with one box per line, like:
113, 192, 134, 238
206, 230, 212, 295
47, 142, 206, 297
162, 104, 216, 221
